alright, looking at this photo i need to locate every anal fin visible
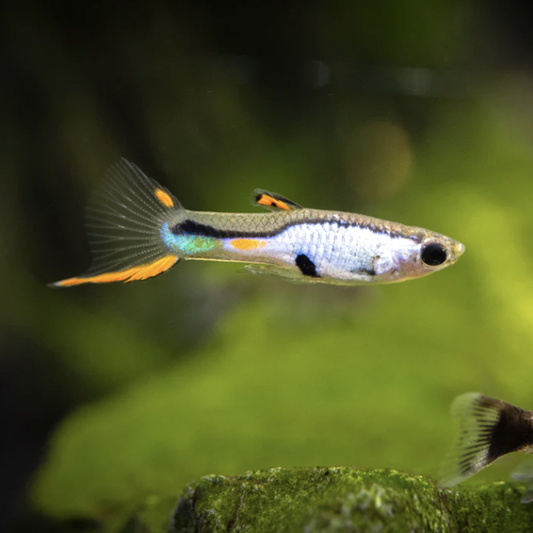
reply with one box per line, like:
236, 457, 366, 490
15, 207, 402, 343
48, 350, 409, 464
244, 263, 320, 284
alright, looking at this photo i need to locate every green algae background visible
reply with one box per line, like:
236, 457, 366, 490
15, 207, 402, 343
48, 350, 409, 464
3, 1, 533, 531
30, 100, 533, 526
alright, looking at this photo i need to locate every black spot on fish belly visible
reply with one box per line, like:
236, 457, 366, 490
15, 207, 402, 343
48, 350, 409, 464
295, 254, 319, 277
354, 268, 376, 277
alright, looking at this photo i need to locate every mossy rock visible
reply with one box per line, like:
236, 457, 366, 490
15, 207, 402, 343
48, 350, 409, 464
125, 467, 533, 533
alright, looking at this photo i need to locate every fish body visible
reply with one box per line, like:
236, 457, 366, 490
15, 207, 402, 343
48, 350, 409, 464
440, 393, 533, 503
51, 159, 464, 287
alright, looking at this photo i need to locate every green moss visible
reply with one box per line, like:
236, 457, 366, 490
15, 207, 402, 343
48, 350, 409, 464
44, 467, 532, 532
170, 467, 533, 533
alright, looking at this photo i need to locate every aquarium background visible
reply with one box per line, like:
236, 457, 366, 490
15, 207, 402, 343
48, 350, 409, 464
3, 0, 533, 530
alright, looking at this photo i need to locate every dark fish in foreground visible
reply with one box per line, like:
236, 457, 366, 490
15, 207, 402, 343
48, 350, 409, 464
50, 158, 465, 288
440, 392, 533, 503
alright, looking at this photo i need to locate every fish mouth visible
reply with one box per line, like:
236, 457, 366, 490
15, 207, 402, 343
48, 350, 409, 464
453, 241, 466, 259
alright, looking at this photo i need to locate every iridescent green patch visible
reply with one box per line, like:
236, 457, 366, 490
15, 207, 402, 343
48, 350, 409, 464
177, 235, 218, 255
160, 223, 219, 255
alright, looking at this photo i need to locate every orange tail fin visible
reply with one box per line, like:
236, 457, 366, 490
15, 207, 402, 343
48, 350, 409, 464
51, 159, 182, 287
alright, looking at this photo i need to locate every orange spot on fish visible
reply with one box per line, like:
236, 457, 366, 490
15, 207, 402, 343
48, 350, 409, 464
53, 255, 178, 287
257, 194, 290, 211
230, 239, 267, 250
155, 188, 174, 208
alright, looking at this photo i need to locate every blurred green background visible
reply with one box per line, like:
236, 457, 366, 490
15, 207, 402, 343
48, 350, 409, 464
3, 0, 533, 530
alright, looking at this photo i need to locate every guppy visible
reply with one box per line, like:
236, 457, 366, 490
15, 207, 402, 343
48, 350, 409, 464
51, 159, 465, 288
440, 393, 533, 504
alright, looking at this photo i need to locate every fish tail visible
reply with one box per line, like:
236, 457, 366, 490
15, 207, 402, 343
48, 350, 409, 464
50, 159, 183, 287
439, 392, 532, 487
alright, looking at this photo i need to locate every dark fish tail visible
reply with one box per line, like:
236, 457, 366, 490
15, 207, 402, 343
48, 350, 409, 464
439, 392, 533, 487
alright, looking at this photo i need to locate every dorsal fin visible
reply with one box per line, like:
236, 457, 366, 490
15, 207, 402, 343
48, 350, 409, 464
252, 189, 303, 211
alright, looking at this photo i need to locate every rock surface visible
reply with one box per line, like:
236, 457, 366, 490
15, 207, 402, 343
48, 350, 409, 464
133, 466, 533, 533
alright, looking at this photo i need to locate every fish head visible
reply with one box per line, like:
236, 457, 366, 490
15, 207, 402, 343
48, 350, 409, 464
374, 229, 465, 283
400, 230, 465, 281
417, 233, 465, 272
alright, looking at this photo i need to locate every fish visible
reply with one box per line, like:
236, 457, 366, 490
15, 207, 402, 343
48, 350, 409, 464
439, 392, 533, 503
50, 158, 465, 288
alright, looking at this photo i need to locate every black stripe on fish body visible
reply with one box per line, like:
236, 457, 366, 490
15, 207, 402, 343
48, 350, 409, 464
295, 254, 319, 277
173, 219, 280, 239
486, 402, 533, 462
173, 217, 424, 242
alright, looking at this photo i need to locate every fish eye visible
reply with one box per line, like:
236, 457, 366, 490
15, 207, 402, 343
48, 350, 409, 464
421, 242, 448, 266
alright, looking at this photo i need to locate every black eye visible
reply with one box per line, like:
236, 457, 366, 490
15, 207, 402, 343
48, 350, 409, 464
421, 242, 447, 266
